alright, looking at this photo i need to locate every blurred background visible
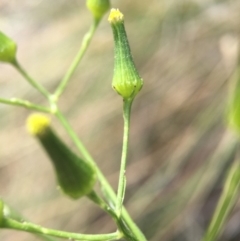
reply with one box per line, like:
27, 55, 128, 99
1, 0, 240, 240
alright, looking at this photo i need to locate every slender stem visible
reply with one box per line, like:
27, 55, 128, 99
54, 108, 147, 241
2, 218, 120, 241
3, 203, 57, 241
53, 19, 100, 99
12, 60, 50, 99
116, 99, 133, 217
1, 9, 146, 241
0, 98, 51, 113
54, 108, 96, 163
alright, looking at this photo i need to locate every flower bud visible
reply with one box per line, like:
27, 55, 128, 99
108, 9, 143, 100
86, 0, 110, 20
0, 199, 3, 226
0, 32, 17, 63
27, 114, 97, 199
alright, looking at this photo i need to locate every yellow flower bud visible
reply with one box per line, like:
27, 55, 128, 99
27, 114, 97, 199
108, 9, 143, 100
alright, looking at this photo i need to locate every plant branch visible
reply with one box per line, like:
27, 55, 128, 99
0, 98, 51, 113
2, 218, 120, 241
54, 108, 96, 163
3, 203, 57, 241
54, 19, 100, 100
88, 191, 135, 241
116, 99, 133, 217
54, 108, 147, 241
12, 60, 50, 99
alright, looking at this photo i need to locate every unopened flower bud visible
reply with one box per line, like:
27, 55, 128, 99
86, 0, 110, 20
27, 114, 97, 199
0, 32, 17, 63
108, 9, 143, 100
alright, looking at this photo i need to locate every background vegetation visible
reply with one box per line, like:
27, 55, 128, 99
0, 0, 240, 240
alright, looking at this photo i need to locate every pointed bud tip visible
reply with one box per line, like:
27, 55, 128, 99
108, 8, 124, 24
27, 113, 51, 137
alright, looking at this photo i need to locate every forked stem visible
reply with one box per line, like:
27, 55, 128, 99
54, 107, 147, 241
0, 13, 147, 241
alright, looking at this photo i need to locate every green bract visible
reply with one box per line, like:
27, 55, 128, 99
86, 0, 110, 20
0, 32, 17, 63
108, 9, 143, 100
27, 114, 97, 199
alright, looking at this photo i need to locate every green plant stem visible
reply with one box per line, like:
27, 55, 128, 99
54, 108, 147, 241
54, 108, 96, 163
2, 218, 120, 241
54, 19, 100, 100
12, 60, 50, 99
3, 203, 57, 241
116, 99, 133, 217
1, 9, 147, 241
0, 98, 51, 113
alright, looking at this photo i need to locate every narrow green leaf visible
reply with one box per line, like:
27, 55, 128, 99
227, 66, 240, 133
202, 160, 240, 241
